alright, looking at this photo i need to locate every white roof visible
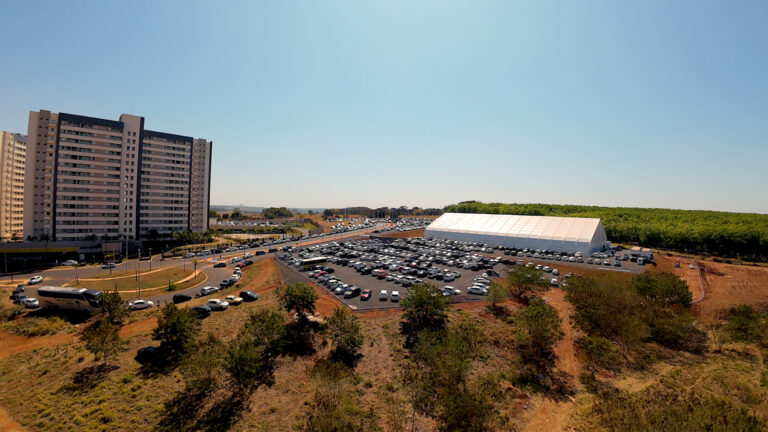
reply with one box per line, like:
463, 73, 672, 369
425, 213, 603, 243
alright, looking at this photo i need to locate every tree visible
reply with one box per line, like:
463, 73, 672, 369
326, 307, 364, 366
323, 209, 334, 217
181, 332, 225, 392
513, 297, 563, 371
399, 283, 450, 347
101, 290, 129, 324
407, 317, 495, 431
209, 209, 220, 218
152, 303, 202, 364
276, 283, 318, 321
487, 281, 509, 315
82, 317, 126, 366
262, 207, 293, 219
224, 310, 287, 396
506, 266, 549, 302
230, 208, 243, 220
629, 272, 692, 308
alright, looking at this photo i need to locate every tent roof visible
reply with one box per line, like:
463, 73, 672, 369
425, 213, 603, 243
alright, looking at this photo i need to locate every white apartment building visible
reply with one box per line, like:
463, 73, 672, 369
0, 131, 26, 241
24, 110, 212, 241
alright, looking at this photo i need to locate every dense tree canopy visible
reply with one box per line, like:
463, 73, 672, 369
262, 207, 293, 219
444, 202, 768, 260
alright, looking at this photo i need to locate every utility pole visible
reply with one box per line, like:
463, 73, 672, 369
138, 247, 142, 297
74, 264, 79, 283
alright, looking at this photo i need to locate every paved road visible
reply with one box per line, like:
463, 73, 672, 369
4, 224, 391, 305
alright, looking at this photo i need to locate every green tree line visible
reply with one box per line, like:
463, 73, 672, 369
444, 201, 768, 260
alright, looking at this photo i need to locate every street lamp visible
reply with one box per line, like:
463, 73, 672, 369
149, 248, 153, 270
137, 247, 142, 297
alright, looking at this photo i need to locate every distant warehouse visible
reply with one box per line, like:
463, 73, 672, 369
424, 213, 610, 255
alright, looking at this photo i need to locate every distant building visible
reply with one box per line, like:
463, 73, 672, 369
424, 213, 610, 255
0, 132, 27, 241
24, 110, 212, 241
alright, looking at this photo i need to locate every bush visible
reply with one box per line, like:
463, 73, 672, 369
577, 336, 623, 372
325, 307, 364, 366
303, 361, 377, 432
152, 304, 201, 364
726, 304, 768, 346
589, 387, 766, 431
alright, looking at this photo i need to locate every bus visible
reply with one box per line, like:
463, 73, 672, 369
34, 286, 104, 313
300, 256, 327, 270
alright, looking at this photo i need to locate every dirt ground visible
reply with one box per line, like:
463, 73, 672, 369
656, 254, 768, 322
380, 228, 424, 238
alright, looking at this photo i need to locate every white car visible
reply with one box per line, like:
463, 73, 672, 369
207, 299, 229, 311
28, 275, 43, 285
60, 260, 78, 266
379, 289, 388, 301
21, 297, 39, 309
185, 253, 196, 258
230, 273, 241, 282
224, 295, 243, 305
441, 286, 460, 296
199, 286, 218, 296
467, 286, 487, 295
128, 299, 155, 311
391, 291, 400, 302
550, 278, 559, 286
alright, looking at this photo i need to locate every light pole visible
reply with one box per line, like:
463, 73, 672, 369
149, 248, 153, 270
137, 247, 142, 298
74, 264, 79, 283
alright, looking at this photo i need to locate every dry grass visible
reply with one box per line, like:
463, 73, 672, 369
69, 268, 195, 293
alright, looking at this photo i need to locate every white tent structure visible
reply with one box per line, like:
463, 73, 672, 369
424, 213, 609, 255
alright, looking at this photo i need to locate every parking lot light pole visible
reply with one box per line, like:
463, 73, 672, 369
138, 247, 142, 298
149, 248, 153, 271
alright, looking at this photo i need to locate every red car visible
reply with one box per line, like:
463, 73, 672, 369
360, 289, 372, 301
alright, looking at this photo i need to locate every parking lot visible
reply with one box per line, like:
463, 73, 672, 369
275, 234, 652, 311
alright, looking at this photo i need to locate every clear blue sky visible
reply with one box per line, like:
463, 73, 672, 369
1, 1, 767, 213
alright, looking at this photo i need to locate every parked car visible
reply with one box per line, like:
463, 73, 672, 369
28, 275, 43, 285
192, 305, 212, 319
173, 293, 192, 303
360, 289, 372, 301
550, 278, 559, 286
390, 291, 400, 302
101, 262, 116, 269
21, 297, 39, 309
240, 290, 259, 302
467, 286, 487, 295
128, 299, 155, 311
135, 346, 160, 364
442, 286, 460, 296
344, 286, 362, 299
230, 273, 241, 282
206, 299, 229, 311
219, 279, 234, 289
224, 295, 243, 305
60, 260, 78, 266
213, 262, 226, 268
200, 286, 218, 296
379, 290, 388, 301
185, 253, 196, 258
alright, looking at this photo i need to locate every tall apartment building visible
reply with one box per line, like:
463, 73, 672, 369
0, 132, 27, 241
24, 110, 212, 241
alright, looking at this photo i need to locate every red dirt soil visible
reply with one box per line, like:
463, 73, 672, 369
380, 228, 424, 239
656, 254, 768, 322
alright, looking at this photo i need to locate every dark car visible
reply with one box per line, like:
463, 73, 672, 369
10, 287, 25, 301
173, 293, 192, 304
220, 279, 234, 288
240, 290, 259, 302
344, 286, 362, 299
135, 346, 160, 364
255, 250, 265, 256
213, 262, 226, 268
192, 305, 212, 319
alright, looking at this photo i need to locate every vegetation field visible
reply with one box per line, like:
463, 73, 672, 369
445, 201, 768, 261
69, 268, 200, 295
2, 257, 768, 431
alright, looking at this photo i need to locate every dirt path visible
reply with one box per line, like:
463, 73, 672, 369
0, 330, 74, 361
0, 404, 25, 432
523, 290, 579, 432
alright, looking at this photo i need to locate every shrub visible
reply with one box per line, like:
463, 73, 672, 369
152, 303, 201, 364
399, 283, 450, 347
577, 336, 622, 372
